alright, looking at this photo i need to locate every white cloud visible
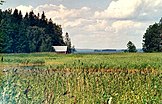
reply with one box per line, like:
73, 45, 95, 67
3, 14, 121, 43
16, 5, 33, 15
95, 0, 162, 20
85, 19, 109, 32
34, 4, 92, 20
95, 0, 142, 19
63, 18, 92, 28
14, 0, 162, 49
112, 20, 142, 32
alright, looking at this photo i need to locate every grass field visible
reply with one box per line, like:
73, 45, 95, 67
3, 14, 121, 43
0, 53, 162, 104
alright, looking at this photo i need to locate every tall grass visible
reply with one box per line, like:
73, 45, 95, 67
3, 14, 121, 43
0, 53, 161, 103
1, 53, 162, 70
0, 67, 161, 103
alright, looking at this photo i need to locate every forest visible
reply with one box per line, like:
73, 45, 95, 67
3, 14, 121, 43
0, 9, 66, 53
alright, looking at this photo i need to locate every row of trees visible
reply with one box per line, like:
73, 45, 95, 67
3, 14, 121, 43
0, 9, 72, 53
127, 16, 162, 53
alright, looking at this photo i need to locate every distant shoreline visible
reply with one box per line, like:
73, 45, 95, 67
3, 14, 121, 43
74, 48, 143, 53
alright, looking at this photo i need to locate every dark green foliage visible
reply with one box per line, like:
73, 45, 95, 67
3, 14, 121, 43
64, 32, 71, 53
71, 45, 76, 53
0, 30, 4, 52
127, 41, 137, 52
0, 9, 65, 53
1, 56, 3, 62
143, 23, 162, 52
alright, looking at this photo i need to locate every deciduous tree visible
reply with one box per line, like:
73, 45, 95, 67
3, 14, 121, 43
143, 23, 161, 52
127, 41, 137, 52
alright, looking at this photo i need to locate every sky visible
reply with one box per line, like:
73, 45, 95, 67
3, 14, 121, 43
1, 0, 162, 49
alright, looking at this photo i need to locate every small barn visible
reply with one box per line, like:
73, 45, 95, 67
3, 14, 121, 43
52, 46, 68, 54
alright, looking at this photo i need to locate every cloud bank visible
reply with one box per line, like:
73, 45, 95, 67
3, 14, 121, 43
15, 0, 162, 49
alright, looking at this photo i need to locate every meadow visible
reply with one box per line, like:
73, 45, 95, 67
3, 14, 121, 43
0, 53, 161, 104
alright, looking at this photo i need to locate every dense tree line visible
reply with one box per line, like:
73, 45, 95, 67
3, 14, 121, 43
143, 19, 162, 52
0, 9, 66, 53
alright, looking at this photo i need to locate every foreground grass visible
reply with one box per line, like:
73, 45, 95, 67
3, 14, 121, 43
0, 53, 162, 103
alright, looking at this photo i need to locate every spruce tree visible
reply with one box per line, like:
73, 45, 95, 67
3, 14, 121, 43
64, 32, 71, 53
0, 9, 66, 53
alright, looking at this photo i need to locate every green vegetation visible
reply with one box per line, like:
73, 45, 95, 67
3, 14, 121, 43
126, 41, 137, 52
0, 53, 162, 103
0, 9, 65, 53
64, 32, 72, 53
1, 53, 162, 70
143, 21, 162, 52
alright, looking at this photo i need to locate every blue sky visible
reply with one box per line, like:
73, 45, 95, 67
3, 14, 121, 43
1, 0, 162, 49
1, 0, 110, 10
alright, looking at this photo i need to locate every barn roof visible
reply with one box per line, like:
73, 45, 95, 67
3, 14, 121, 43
52, 46, 67, 52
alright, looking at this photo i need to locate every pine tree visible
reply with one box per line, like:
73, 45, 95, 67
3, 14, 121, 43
39, 11, 47, 27
0, 30, 4, 52
29, 11, 36, 26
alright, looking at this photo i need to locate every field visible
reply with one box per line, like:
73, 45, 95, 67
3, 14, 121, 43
0, 53, 162, 104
